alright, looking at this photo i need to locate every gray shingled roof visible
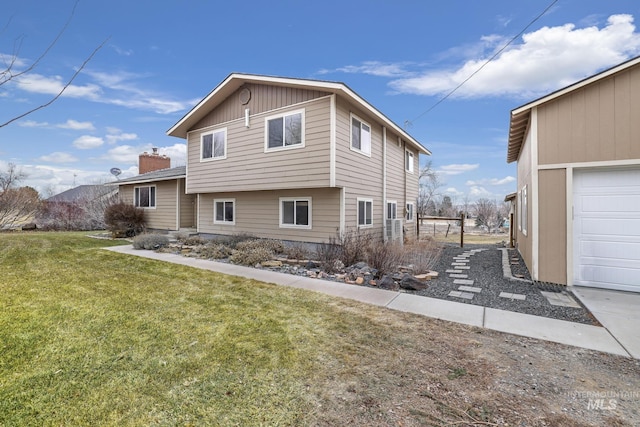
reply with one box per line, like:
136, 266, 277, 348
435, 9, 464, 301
46, 185, 117, 202
112, 166, 186, 185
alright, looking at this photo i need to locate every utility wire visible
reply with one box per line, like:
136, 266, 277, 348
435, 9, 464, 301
406, 0, 559, 126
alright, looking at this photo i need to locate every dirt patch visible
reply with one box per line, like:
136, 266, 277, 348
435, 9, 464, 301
308, 305, 640, 426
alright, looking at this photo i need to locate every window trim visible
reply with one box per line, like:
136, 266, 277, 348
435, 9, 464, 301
134, 185, 156, 209
279, 197, 312, 229
201, 127, 227, 161
521, 185, 528, 236
405, 202, 415, 222
213, 198, 235, 225
386, 200, 398, 220
405, 150, 414, 173
357, 198, 373, 228
264, 109, 305, 153
350, 113, 372, 157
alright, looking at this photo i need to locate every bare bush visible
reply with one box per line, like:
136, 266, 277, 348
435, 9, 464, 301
334, 228, 373, 267
282, 242, 310, 260
316, 241, 342, 274
104, 202, 146, 237
235, 239, 285, 254
229, 247, 273, 266
218, 233, 256, 249
402, 239, 442, 274
200, 243, 232, 260
366, 241, 405, 277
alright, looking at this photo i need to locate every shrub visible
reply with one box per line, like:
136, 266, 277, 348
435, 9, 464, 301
200, 243, 232, 260
235, 239, 284, 254
181, 235, 206, 246
104, 202, 146, 237
133, 233, 170, 250
217, 233, 256, 249
402, 239, 442, 274
335, 228, 373, 267
229, 247, 273, 266
366, 241, 404, 277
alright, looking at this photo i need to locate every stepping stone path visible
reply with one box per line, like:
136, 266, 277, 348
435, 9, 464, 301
446, 249, 485, 301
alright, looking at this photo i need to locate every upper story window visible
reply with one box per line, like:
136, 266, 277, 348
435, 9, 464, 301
405, 150, 414, 173
350, 114, 371, 156
280, 197, 311, 229
265, 109, 304, 151
201, 128, 227, 161
134, 185, 156, 208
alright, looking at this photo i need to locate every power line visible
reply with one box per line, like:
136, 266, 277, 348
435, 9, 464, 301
406, 0, 559, 126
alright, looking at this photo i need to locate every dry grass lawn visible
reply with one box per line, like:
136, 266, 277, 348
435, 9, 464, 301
1, 232, 638, 426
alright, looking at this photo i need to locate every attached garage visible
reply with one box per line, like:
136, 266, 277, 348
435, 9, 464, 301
573, 167, 640, 292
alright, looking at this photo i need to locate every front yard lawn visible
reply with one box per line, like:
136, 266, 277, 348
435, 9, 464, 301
1, 232, 638, 426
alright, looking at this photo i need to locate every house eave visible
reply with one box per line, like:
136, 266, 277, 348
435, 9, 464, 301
108, 175, 186, 186
166, 73, 430, 156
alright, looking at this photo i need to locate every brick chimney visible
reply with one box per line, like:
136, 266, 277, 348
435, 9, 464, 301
139, 147, 170, 174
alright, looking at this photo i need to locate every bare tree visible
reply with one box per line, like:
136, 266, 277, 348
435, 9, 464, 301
417, 160, 444, 222
1, 1, 108, 128
473, 198, 502, 233
0, 163, 40, 229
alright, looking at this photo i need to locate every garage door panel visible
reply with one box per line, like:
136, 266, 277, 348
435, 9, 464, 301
580, 241, 640, 262
574, 167, 640, 292
581, 218, 640, 236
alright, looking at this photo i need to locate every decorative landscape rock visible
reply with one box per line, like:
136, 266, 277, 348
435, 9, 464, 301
399, 274, 429, 291
261, 260, 283, 267
377, 275, 398, 291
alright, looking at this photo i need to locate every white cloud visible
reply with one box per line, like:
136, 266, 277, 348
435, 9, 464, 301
438, 163, 479, 175
466, 176, 515, 186
389, 14, 640, 99
57, 119, 95, 131
469, 186, 493, 198
103, 143, 187, 166
5, 163, 114, 196
15, 73, 102, 99
105, 131, 138, 145
319, 61, 413, 77
73, 135, 104, 149
19, 120, 49, 128
444, 187, 465, 197
37, 152, 79, 163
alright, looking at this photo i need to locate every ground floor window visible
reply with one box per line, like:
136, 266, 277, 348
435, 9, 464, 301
214, 199, 235, 225
357, 198, 373, 227
386, 201, 397, 220
134, 186, 156, 208
406, 202, 414, 221
280, 197, 311, 228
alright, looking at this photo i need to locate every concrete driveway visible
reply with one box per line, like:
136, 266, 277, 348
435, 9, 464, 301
573, 287, 640, 358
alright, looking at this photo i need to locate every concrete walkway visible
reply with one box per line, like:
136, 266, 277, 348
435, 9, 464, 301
105, 245, 635, 359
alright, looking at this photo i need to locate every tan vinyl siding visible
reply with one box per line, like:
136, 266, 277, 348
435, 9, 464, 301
198, 188, 340, 243
193, 83, 331, 130
516, 127, 533, 275
538, 169, 567, 284
538, 65, 640, 165
187, 96, 331, 193
119, 180, 178, 231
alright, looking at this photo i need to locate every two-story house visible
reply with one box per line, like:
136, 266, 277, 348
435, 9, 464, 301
120, 74, 430, 244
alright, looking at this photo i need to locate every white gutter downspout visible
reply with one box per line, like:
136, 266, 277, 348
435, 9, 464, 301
531, 107, 539, 280
382, 126, 387, 242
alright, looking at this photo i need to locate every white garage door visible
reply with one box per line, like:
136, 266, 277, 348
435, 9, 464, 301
573, 167, 640, 292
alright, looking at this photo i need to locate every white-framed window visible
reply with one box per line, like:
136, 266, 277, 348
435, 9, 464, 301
214, 199, 235, 225
265, 109, 304, 151
279, 197, 311, 229
134, 185, 156, 208
405, 150, 414, 173
357, 198, 373, 228
405, 202, 415, 222
386, 201, 397, 220
521, 185, 528, 235
350, 113, 371, 156
201, 128, 227, 161
517, 190, 522, 231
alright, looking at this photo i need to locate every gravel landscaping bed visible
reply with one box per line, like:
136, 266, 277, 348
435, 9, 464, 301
410, 243, 599, 325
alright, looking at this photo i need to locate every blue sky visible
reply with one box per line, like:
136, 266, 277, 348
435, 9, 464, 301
2, 0, 640, 203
